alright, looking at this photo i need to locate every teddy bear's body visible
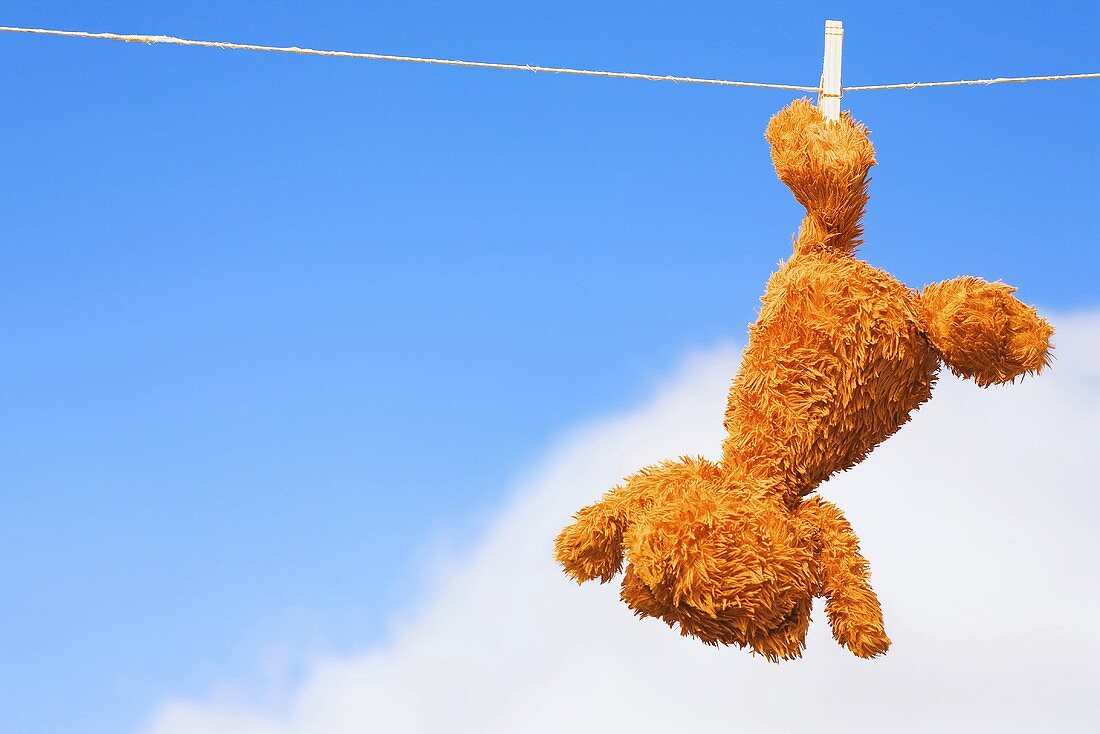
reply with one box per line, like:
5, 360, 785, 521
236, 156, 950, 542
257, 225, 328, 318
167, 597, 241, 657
555, 100, 1052, 661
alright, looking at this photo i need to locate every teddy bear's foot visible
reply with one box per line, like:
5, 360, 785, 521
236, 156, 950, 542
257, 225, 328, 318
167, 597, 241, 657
920, 276, 1053, 387
765, 99, 876, 255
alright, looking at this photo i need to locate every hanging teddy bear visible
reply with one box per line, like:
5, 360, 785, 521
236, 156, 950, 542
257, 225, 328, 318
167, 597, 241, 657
554, 99, 1053, 661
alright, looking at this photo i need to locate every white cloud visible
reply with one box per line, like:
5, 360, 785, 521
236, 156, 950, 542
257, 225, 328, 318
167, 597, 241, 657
145, 312, 1100, 734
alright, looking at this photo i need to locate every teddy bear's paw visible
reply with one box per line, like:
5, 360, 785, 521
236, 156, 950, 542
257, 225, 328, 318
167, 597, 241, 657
828, 608, 891, 658
840, 625, 892, 659
554, 503, 625, 584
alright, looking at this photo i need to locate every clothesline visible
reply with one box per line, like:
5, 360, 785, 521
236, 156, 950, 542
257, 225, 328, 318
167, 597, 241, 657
2, 25, 1099, 94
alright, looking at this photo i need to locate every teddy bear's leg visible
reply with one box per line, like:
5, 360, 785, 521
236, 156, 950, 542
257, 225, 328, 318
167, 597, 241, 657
555, 458, 719, 584
920, 277, 1053, 387
764, 99, 876, 256
798, 497, 891, 658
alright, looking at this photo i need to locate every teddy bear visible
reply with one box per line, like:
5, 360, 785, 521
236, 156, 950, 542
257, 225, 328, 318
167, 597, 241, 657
554, 99, 1053, 661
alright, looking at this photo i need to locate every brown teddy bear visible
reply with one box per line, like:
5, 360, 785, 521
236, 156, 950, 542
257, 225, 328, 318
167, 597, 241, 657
554, 99, 1053, 661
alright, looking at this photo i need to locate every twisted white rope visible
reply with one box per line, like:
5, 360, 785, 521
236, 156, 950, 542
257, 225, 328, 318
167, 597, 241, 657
2, 25, 1097, 95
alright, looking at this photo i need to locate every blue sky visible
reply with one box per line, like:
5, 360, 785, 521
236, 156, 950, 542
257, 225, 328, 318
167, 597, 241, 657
1, 2, 1098, 733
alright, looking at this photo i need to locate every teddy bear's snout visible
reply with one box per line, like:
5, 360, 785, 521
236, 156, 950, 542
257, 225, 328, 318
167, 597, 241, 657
625, 496, 814, 619
626, 517, 731, 615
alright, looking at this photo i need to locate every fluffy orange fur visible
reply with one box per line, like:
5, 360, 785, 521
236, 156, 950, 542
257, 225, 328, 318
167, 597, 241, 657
555, 99, 1053, 661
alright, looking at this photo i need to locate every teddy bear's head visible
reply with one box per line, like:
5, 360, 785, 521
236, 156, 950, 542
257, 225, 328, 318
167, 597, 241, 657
616, 462, 817, 655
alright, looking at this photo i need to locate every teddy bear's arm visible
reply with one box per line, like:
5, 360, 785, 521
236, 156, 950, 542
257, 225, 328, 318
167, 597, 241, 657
798, 497, 891, 658
554, 457, 717, 584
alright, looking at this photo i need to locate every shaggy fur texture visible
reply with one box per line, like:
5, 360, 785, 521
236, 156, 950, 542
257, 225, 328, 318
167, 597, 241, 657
554, 99, 1053, 661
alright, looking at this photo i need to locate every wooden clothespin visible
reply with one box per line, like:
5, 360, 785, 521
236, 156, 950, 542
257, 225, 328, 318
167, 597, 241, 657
819, 20, 843, 121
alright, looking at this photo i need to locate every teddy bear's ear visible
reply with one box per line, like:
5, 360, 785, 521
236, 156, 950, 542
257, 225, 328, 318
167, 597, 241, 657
764, 99, 876, 257
919, 277, 1053, 387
